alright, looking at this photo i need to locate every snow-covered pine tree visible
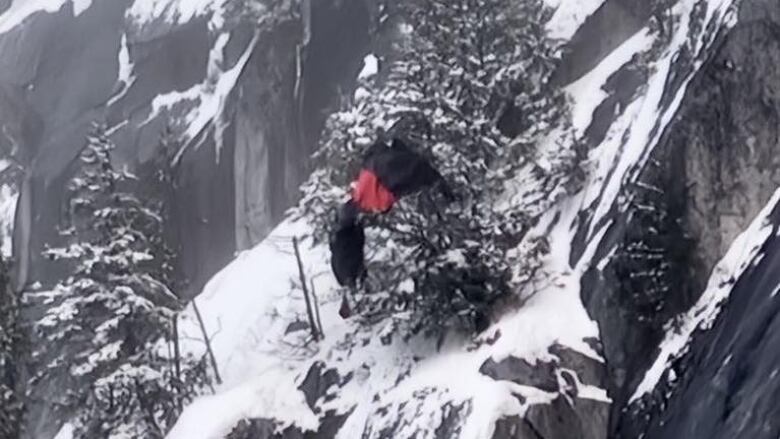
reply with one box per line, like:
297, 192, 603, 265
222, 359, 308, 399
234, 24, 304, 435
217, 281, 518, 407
298, 0, 576, 336
0, 256, 23, 438
32, 126, 207, 438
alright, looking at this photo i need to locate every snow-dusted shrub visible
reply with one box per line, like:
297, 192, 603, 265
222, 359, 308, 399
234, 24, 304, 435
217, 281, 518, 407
31, 126, 208, 438
0, 256, 23, 438
297, 0, 580, 337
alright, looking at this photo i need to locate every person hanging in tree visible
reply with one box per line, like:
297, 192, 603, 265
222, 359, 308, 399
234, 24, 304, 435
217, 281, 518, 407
329, 136, 454, 318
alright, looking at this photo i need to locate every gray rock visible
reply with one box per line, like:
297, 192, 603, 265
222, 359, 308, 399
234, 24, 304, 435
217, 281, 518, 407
492, 416, 544, 439
549, 344, 608, 389
597, 0, 780, 436
492, 396, 609, 439
480, 344, 607, 395
526, 397, 609, 439
739, 0, 780, 24
434, 402, 471, 439
637, 204, 780, 439
298, 361, 350, 411
226, 412, 352, 439
584, 56, 649, 148
552, 0, 653, 86
480, 356, 560, 393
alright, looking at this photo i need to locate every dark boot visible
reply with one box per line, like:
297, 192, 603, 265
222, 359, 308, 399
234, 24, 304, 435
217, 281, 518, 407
339, 289, 352, 319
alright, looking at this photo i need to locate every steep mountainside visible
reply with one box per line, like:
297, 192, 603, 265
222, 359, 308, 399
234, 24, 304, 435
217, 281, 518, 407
167, 0, 780, 438
1, 0, 779, 438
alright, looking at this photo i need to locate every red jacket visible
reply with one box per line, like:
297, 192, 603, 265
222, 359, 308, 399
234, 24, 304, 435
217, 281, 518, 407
352, 169, 396, 213
350, 139, 449, 213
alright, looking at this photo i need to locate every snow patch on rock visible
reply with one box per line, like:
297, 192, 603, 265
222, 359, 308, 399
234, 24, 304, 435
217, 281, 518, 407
545, 0, 606, 40
106, 33, 136, 108
0, 0, 68, 34
358, 54, 379, 79
0, 184, 18, 257
127, 0, 228, 27
72, 0, 92, 16
144, 30, 259, 164
566, 29, 654, 135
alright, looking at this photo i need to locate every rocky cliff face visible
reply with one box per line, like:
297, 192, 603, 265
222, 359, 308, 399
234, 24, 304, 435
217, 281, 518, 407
0, 1, 372, 437
3, 0, 371, 298
577, 0, 780, 437
619, 1, 780, 437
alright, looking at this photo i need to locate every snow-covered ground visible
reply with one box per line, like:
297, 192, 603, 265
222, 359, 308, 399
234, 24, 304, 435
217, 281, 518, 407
170, 210, 606, 439
167, 0, 740, 436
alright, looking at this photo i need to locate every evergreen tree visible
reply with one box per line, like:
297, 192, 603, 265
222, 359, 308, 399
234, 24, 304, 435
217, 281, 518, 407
33, 126, 207, 438
298, 0, 581, 336
0, 256, 23, 438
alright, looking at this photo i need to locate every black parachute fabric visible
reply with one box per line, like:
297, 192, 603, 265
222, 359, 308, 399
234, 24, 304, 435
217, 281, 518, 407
361, 138, 445, 198
329, 200, 365, 288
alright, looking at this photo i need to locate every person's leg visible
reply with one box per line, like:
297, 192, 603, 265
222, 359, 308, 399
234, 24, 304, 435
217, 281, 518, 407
339, 286, 353, 319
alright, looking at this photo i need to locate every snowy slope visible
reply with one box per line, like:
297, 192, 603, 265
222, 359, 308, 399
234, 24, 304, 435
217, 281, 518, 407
171, 213, 605, 439
167, 0, 744, 437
